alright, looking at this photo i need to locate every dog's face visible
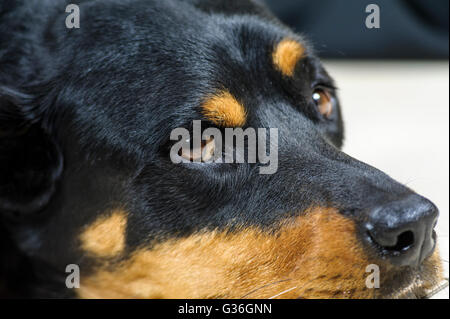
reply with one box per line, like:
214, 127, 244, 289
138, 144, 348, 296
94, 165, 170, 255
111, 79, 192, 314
0, 0, 443, 298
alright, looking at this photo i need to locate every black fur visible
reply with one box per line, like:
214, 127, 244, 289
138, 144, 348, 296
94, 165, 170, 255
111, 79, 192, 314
0, 0, 437, 298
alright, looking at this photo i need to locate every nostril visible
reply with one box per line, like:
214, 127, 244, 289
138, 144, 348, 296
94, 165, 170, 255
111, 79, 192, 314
384, 231, 415, 252
368, 230, 415, 253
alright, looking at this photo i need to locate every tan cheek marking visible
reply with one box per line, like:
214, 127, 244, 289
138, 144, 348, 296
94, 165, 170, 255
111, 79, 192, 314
78, 208, 381, 299
272, 39, 305, 77
80, 210, 127, 258
201, 91, 247, 127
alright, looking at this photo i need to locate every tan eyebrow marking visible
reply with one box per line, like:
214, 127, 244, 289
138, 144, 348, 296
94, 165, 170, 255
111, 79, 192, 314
80, 210, 127, 257
272, 39, 305, 77
201, 91, 247, 127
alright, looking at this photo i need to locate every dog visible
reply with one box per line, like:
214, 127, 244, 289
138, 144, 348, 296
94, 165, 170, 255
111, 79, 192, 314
0, 0, 443, 298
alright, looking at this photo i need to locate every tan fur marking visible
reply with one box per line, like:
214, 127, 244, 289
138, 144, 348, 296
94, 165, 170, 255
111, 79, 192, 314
78, 208, 370, 298
272, 39, 305, 77
201, 91, 247, 127
80, 210, 127, 257
77, 208, 443, 299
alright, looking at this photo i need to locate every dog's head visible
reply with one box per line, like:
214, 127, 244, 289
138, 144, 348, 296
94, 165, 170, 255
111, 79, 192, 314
0, 0, 443, 298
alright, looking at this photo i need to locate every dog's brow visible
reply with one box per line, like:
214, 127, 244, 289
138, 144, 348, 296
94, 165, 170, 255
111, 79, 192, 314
272, 38, 305, 77
201, 91, 247, 127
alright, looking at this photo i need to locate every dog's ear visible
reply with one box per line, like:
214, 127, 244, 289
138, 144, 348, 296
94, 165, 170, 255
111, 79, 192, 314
0, 86, 63, 220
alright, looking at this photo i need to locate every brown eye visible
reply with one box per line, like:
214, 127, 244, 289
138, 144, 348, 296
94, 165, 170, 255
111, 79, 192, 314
312, 89, 333, 118
180, 137, 216, 162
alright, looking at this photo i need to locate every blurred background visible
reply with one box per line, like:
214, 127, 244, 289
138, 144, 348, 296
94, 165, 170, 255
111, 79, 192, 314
264, 0, 448, 59
264, 0, 449, 298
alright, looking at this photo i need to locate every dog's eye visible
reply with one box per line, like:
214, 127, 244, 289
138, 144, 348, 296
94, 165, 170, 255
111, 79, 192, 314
179, 137, 215, 162
312, 89, 333, 118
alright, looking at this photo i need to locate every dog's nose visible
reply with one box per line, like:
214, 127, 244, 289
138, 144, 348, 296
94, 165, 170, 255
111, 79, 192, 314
364, 195, 438, 267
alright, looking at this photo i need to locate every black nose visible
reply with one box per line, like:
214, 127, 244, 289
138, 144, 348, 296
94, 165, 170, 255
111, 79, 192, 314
364, 195, 438, 267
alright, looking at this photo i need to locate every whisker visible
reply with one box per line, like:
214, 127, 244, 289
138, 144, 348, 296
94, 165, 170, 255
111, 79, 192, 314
424, 278, 449, 299
268, 286, 298, 299
240, 279, 292, 299
242, 258, 448, 299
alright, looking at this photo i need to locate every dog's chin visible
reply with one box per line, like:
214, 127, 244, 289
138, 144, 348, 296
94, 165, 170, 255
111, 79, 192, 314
377, 249, 444, 299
